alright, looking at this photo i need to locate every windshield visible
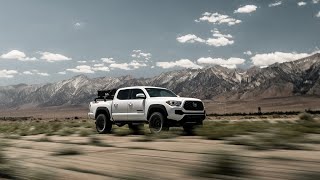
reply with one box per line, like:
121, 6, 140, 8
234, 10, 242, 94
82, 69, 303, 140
145, 88, 177, 97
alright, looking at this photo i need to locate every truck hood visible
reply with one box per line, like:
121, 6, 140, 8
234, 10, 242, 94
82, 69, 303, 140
149, 97, 202, 102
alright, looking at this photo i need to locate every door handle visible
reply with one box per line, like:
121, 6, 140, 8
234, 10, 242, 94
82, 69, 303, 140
114, 104, 118, 107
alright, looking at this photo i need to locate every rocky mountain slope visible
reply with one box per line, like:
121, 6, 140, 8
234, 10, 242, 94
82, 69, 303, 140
0, 53, 319, 109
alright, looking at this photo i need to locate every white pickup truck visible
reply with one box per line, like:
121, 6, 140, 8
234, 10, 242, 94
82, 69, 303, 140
88, 86, 206, 133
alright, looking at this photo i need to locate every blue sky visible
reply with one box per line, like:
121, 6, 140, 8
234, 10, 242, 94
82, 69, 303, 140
0, 0, 320, 85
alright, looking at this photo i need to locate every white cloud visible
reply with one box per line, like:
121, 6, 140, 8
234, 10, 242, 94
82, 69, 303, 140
92, 66, 110, 72
298, 1, 307, 6
129, 60, 147, 69
90, 63, 110, 72
206, 29, 234, 47
196, 12, 241, 26
269, 1, 282, 7
234, 5, 257, 13
211, 29, 232, 38
22, 69, 49, 76
197, 57, 245, 69
251, 52, 310, 67
109, 63, 131, 70
316, 11, 320, 18
176, 34, 205, 43
39, 52, 71, 62
244, 51, 253, 55
66, 65, 94, 73
58, 71, 66, 75
131, 50, 152, 61
156, 59, 202, 69
206, 37, 234, 47
74, 22, 84, 29
93, 63, 104, 67
177, 30, 234, 47
313, 0, 320, 4
77, 61, 87, 63
0, 50, 36, 61
101, 58, 115, 63
0, 69, 18, 78
38, 72, 49, 76
23, 71, 33, 75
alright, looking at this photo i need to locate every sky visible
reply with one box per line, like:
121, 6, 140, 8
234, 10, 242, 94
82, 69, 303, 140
0, 0, 320, 85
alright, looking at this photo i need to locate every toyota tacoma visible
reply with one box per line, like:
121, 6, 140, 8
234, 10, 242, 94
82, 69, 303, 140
88, 86, 206, 133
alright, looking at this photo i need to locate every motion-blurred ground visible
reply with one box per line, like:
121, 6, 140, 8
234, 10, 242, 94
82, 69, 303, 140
1, 114, 320, 179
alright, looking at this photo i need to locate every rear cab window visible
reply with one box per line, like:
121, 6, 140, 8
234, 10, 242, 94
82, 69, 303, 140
116, 89, 130, 100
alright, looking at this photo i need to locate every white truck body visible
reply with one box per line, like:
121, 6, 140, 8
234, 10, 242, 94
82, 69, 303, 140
88, 86, 206, 133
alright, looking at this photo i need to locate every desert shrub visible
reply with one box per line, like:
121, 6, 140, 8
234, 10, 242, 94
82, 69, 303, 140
57, 127, 74, 136
0, 120, 96, 137
299, 113, 314, 122
78, 129, 92, 137
88, 136, 112, 147
3, 134, 21, 139
229, 127, 307, 150
293, 171, 320, 180
192, 151, 250, 178
195, 121, 272, 140
0, 157, 17, 179
1, 146, 56, 179
35, 136, 51, 142
272, 114, 281, 118
0, 144, 17, 179
52, 146, 82, 156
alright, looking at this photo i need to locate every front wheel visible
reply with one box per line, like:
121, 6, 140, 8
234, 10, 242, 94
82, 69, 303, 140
96, 114, 112, 134
149, 112, 169, 134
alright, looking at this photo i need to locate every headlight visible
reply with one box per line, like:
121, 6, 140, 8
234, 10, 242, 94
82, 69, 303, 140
166, 100, 182, 107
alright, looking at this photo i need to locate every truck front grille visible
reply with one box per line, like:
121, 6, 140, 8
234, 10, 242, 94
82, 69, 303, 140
183, 101, 204, 111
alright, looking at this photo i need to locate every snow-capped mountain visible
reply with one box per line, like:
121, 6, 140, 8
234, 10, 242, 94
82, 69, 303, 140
0, 53, 319, 109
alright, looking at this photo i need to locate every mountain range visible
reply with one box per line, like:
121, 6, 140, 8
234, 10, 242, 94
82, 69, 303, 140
1, 53, 320, 109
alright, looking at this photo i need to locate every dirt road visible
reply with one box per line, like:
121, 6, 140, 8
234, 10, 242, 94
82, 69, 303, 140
2, 134, 320, 180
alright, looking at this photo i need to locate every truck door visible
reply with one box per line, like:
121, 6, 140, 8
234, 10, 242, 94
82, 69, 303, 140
127, 88, 146, 121
112, 89, 130, 121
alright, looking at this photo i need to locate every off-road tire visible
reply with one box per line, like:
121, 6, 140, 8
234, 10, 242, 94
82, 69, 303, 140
95, 114, 112, 134
149, 112, 169, 134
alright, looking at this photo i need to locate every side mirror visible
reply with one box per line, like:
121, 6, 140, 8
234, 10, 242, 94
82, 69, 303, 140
136, 93, 146, 99
177, 95, 180, 97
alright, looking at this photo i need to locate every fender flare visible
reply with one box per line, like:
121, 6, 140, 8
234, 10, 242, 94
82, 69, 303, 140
95, 107, 111, 120
147, 104, 168, 120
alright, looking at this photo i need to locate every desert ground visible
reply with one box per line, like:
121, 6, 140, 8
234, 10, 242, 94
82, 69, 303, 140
1, 115, 320, 179
1, 97, 320, 179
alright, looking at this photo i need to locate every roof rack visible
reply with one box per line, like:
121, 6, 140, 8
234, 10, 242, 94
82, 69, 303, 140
95, 89, 117, 102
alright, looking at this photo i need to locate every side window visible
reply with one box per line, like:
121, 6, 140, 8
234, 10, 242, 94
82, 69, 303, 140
117, 90, 130, 100
130, 89, 145, 99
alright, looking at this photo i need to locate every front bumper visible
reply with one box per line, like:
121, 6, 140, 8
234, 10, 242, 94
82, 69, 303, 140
166, 106, 206, 121
179, 114, 206, 125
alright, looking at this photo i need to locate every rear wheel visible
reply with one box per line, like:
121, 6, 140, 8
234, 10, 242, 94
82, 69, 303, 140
96, 114, 112, 134
149, 112, 169, 134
